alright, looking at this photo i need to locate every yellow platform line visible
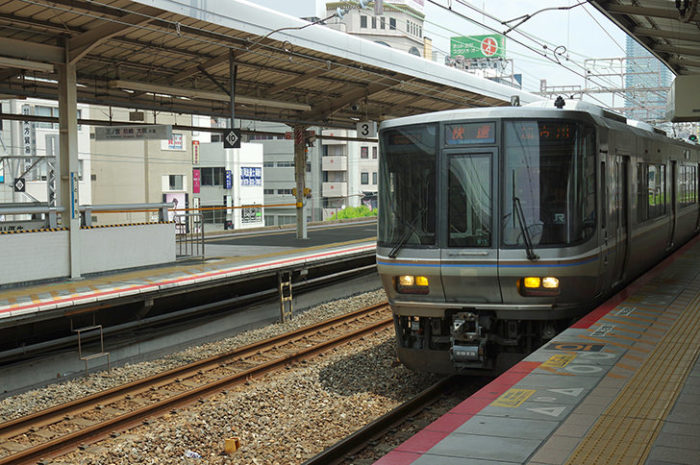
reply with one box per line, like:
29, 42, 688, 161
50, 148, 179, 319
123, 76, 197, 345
564, 291, 700, 465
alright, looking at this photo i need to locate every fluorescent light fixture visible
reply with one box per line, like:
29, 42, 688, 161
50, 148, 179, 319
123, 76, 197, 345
108, 80, 311, 111
0, 56, 54, 73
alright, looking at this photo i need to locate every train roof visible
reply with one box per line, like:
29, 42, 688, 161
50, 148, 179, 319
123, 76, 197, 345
379, 99, 626, 130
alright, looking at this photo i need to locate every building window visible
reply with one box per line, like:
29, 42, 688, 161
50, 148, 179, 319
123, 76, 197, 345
406, 21, 410, 33
264, 189, 274, 194
361, 146, 369, 159
263, 161, 274, 167
306, 162, 312, 172
201, 167, 225, 186
389, 17, 396, 30
202, 205, 225, 224
276, 161, 294, 167
278, 188, 293, 195
371, 16, 376, 28
169, 175, 184, 190
360, 15, 367, 28
372, 146, 378, 159
361, 172, 369, 184
380, 17, 386, 29
372, 172, 377, 184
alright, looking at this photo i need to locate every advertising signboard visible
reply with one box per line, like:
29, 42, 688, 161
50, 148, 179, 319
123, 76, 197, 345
240, 167, 262, 186
450, 34, 506, 59
192, 169, 201, 194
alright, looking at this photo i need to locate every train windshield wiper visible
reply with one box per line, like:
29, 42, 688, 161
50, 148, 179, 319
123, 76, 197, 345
513, 197, 539, 261
388, 213, 421, 258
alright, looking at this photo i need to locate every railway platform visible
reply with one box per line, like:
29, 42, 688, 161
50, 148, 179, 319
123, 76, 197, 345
374, 233, 700, 465
0, 221, 376, 327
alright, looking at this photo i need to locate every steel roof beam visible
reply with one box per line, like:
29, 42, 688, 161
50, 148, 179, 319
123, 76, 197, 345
303, 78, 395, 121
68, 5, 165, 64
267, 68, 332, 95
633, 26, 700, 42
605, 4, 690, 21
0, 37, 64, 63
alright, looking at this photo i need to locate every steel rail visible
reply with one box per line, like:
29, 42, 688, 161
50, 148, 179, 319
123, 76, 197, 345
301, 376, 457, 465
0, 302, 388, 454
0, 314, 392, 465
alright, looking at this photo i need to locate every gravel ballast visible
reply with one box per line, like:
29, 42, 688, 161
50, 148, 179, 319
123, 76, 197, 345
1, 289, 441, 465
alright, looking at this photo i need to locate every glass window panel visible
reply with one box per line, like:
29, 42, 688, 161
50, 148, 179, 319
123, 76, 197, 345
448, 154, 491, 247
503, 120, 596, 247
378, 124, 437, 247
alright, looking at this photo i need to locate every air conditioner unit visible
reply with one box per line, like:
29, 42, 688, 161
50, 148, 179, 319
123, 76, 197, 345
666, 75, 700, 122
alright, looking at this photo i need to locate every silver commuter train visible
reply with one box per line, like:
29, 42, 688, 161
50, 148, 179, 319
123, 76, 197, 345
377, 99, 700, 374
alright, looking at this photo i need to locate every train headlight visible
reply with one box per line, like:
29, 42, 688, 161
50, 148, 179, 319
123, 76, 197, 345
519, 276, 560, 296
415, 276, 429, 286
396, 275, 429, 294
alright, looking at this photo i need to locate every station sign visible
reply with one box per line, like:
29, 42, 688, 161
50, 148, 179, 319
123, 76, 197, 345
95, 124, 172, 140
451, 34, 506, 59
225, 170, 233, 189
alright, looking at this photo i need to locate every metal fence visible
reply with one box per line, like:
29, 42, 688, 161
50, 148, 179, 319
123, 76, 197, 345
173, 213, 205, 259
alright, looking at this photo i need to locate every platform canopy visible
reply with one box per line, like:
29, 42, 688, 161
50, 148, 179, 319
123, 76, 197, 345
589, 0, 700, 76
0, 0, 536, 129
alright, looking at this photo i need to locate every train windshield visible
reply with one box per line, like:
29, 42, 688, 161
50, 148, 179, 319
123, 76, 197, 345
503, 120, 596, 247
378, 124, 438, 249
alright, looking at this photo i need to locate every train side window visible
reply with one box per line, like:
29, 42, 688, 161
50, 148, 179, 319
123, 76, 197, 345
648, 164, 666, 219
680, 165, 698, 208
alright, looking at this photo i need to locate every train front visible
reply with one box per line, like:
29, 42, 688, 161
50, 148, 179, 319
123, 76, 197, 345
376, 110, 600, 374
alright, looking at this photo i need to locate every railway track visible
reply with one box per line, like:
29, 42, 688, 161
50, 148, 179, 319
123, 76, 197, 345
302, 375, 489, 465
0, 303, 392, 465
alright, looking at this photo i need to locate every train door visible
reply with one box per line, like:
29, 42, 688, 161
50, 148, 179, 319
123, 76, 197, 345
613, 155, 630, 285
669, 160, 677, 248
440, 149, 502, 303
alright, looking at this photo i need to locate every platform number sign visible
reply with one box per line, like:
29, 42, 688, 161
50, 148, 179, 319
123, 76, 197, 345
223, 128, 241, 148
357, 121, 377, 138
13, 177, 25, 192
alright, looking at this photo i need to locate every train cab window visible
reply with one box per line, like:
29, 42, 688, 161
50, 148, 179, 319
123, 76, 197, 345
448, 154, 491, 247
378, 124, 438, 248
502, 120, 596, 247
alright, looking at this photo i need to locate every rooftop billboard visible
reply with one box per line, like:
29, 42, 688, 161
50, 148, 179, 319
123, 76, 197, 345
450, 34, 506, 59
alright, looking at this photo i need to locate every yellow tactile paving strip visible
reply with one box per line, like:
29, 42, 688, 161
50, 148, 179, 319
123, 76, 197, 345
565, 290, 700, 465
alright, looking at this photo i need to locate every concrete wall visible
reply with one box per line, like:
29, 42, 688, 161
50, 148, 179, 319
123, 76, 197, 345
0, 231, 69, 285
81, 224, 175, 274
0, 224, 175, 286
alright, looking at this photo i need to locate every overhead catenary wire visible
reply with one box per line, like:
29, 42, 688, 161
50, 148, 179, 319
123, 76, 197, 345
440, 0, 661, 112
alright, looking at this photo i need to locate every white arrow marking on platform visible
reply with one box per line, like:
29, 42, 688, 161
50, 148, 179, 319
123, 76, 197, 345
548, 388, 584, 397
527, 406, 566, 417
